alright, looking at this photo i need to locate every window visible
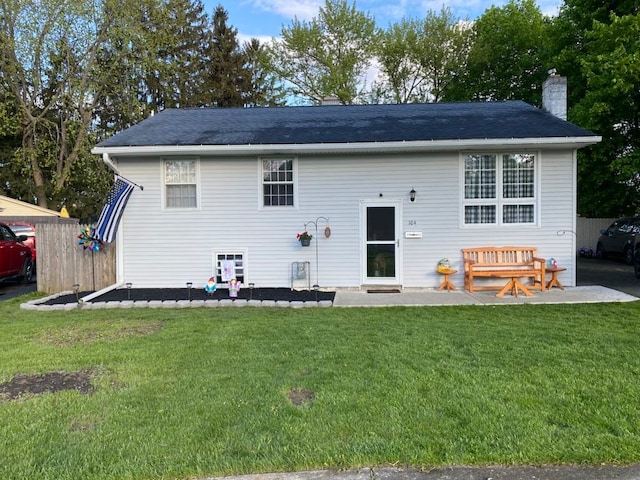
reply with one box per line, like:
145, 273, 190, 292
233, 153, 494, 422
463, 153, 536, 225
262, 158, 294, 207
215, 252, 245, 285
165, 159, 198, 208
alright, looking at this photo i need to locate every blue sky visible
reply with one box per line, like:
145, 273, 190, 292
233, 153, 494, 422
203, 0, 563, 44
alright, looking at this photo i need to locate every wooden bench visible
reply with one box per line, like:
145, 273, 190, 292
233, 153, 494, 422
462, 246, 546, 297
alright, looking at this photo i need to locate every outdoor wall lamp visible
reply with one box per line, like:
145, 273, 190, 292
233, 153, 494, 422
409, 188, 417, 202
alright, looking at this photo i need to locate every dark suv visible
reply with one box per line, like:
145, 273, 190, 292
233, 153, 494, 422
633, 234, 640, 279
596, 216, 640, 265
0, 222, 33, 283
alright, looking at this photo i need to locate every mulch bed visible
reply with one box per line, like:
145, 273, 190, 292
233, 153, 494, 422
41, 287, 335, 305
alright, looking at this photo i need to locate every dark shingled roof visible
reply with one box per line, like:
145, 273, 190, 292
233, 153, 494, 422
96, 101, 596, 148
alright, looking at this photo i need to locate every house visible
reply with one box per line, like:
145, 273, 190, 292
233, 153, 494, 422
92, 75, 600, 291
0, 195, 65, 219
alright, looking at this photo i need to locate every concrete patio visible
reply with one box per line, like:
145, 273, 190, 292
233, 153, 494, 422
333, 285, 638, 307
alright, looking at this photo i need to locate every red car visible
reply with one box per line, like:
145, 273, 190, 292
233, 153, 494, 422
6, 222, 36, 263
0, 222, 33, 283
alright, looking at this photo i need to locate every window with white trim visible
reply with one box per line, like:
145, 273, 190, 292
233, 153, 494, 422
262, 158, 295, 207
215, 252, 245, 285
463, 153, 536, 225
165, 159, 198, 208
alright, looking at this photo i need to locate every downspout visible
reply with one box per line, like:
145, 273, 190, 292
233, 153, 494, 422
102, 152, 120, 174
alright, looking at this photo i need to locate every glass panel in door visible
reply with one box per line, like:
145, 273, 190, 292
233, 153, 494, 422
366, 206, 397, 279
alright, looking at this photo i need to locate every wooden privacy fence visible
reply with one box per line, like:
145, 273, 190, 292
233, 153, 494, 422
37, 224, 116, 294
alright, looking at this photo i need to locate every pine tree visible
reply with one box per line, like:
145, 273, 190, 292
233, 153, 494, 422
206, 5, 247, 107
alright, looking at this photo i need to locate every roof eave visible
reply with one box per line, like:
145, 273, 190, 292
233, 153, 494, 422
92, 136, 602, 157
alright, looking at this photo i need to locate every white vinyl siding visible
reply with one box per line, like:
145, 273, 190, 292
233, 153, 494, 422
114, 148, 578, 289
164, 159, 198, 208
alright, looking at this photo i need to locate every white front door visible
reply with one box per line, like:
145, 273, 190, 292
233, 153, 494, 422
361, 200, 401, 285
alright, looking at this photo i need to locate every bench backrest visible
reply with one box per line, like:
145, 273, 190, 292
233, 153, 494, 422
462, 246, 539, 266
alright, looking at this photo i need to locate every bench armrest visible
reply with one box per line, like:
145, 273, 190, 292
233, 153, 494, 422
533, 257, 546, 268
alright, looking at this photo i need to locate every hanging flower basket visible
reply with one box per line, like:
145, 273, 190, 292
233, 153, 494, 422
297, 231, 312, 246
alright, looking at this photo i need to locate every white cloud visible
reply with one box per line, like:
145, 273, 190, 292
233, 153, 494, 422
245, 0, 323, 21
238, 33, 275, 45
538, 0, 561, 17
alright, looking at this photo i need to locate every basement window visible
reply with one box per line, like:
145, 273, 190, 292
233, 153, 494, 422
214, 252, 245, 285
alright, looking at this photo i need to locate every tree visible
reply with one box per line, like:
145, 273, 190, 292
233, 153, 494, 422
547, 1, 639, 217
146, 0, 211, 110
265, 0, 377, 105
0, 87, 23, 197
374, 8, 471, 103
418, 8, 472, 102
445, 0, 550, 105
94, 0, 212, 138
373, 19, 426, 103
570, 14, 640, 216
549, 0, 639, 108
0, 0, 139, 209
242, 38, 285, 107
0, 0, 280, 217
206, 5, 251, 107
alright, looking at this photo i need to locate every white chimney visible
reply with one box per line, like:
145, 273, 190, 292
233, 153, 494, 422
321, 95, 341, 106
542, 71, 567, 120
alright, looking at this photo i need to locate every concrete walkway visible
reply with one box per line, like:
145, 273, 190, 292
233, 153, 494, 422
333, 285, 638, 307
202, 464, 640, 480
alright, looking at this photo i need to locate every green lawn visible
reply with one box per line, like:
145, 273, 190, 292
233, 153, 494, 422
1, 294, 640, 480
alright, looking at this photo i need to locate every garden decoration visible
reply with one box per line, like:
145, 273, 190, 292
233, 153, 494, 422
204, 277, 217, 294
437, 258, 451, 272
220, 260, 235, 282
303, 216, 330, 289
229, 278, 241, 298
77, 225, 103, 252
297, 231, 312, 246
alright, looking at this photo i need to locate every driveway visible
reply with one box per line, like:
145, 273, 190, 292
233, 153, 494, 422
0, 277, 37, 301
576, 256, 640, 297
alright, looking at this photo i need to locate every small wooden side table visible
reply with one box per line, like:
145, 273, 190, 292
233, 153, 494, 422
546, 267, 566, 290
437, 269, 457, 292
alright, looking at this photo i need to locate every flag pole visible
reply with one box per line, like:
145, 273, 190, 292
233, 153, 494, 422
103, 154, 144, 190
118, 175, 144, 191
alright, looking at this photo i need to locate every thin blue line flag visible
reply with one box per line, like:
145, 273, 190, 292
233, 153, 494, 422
93, 175, 136, 243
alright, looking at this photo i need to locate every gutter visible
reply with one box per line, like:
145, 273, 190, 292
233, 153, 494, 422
91, 136, 602, 158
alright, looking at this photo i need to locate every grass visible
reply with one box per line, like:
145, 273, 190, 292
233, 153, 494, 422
1, 293, 640, 479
